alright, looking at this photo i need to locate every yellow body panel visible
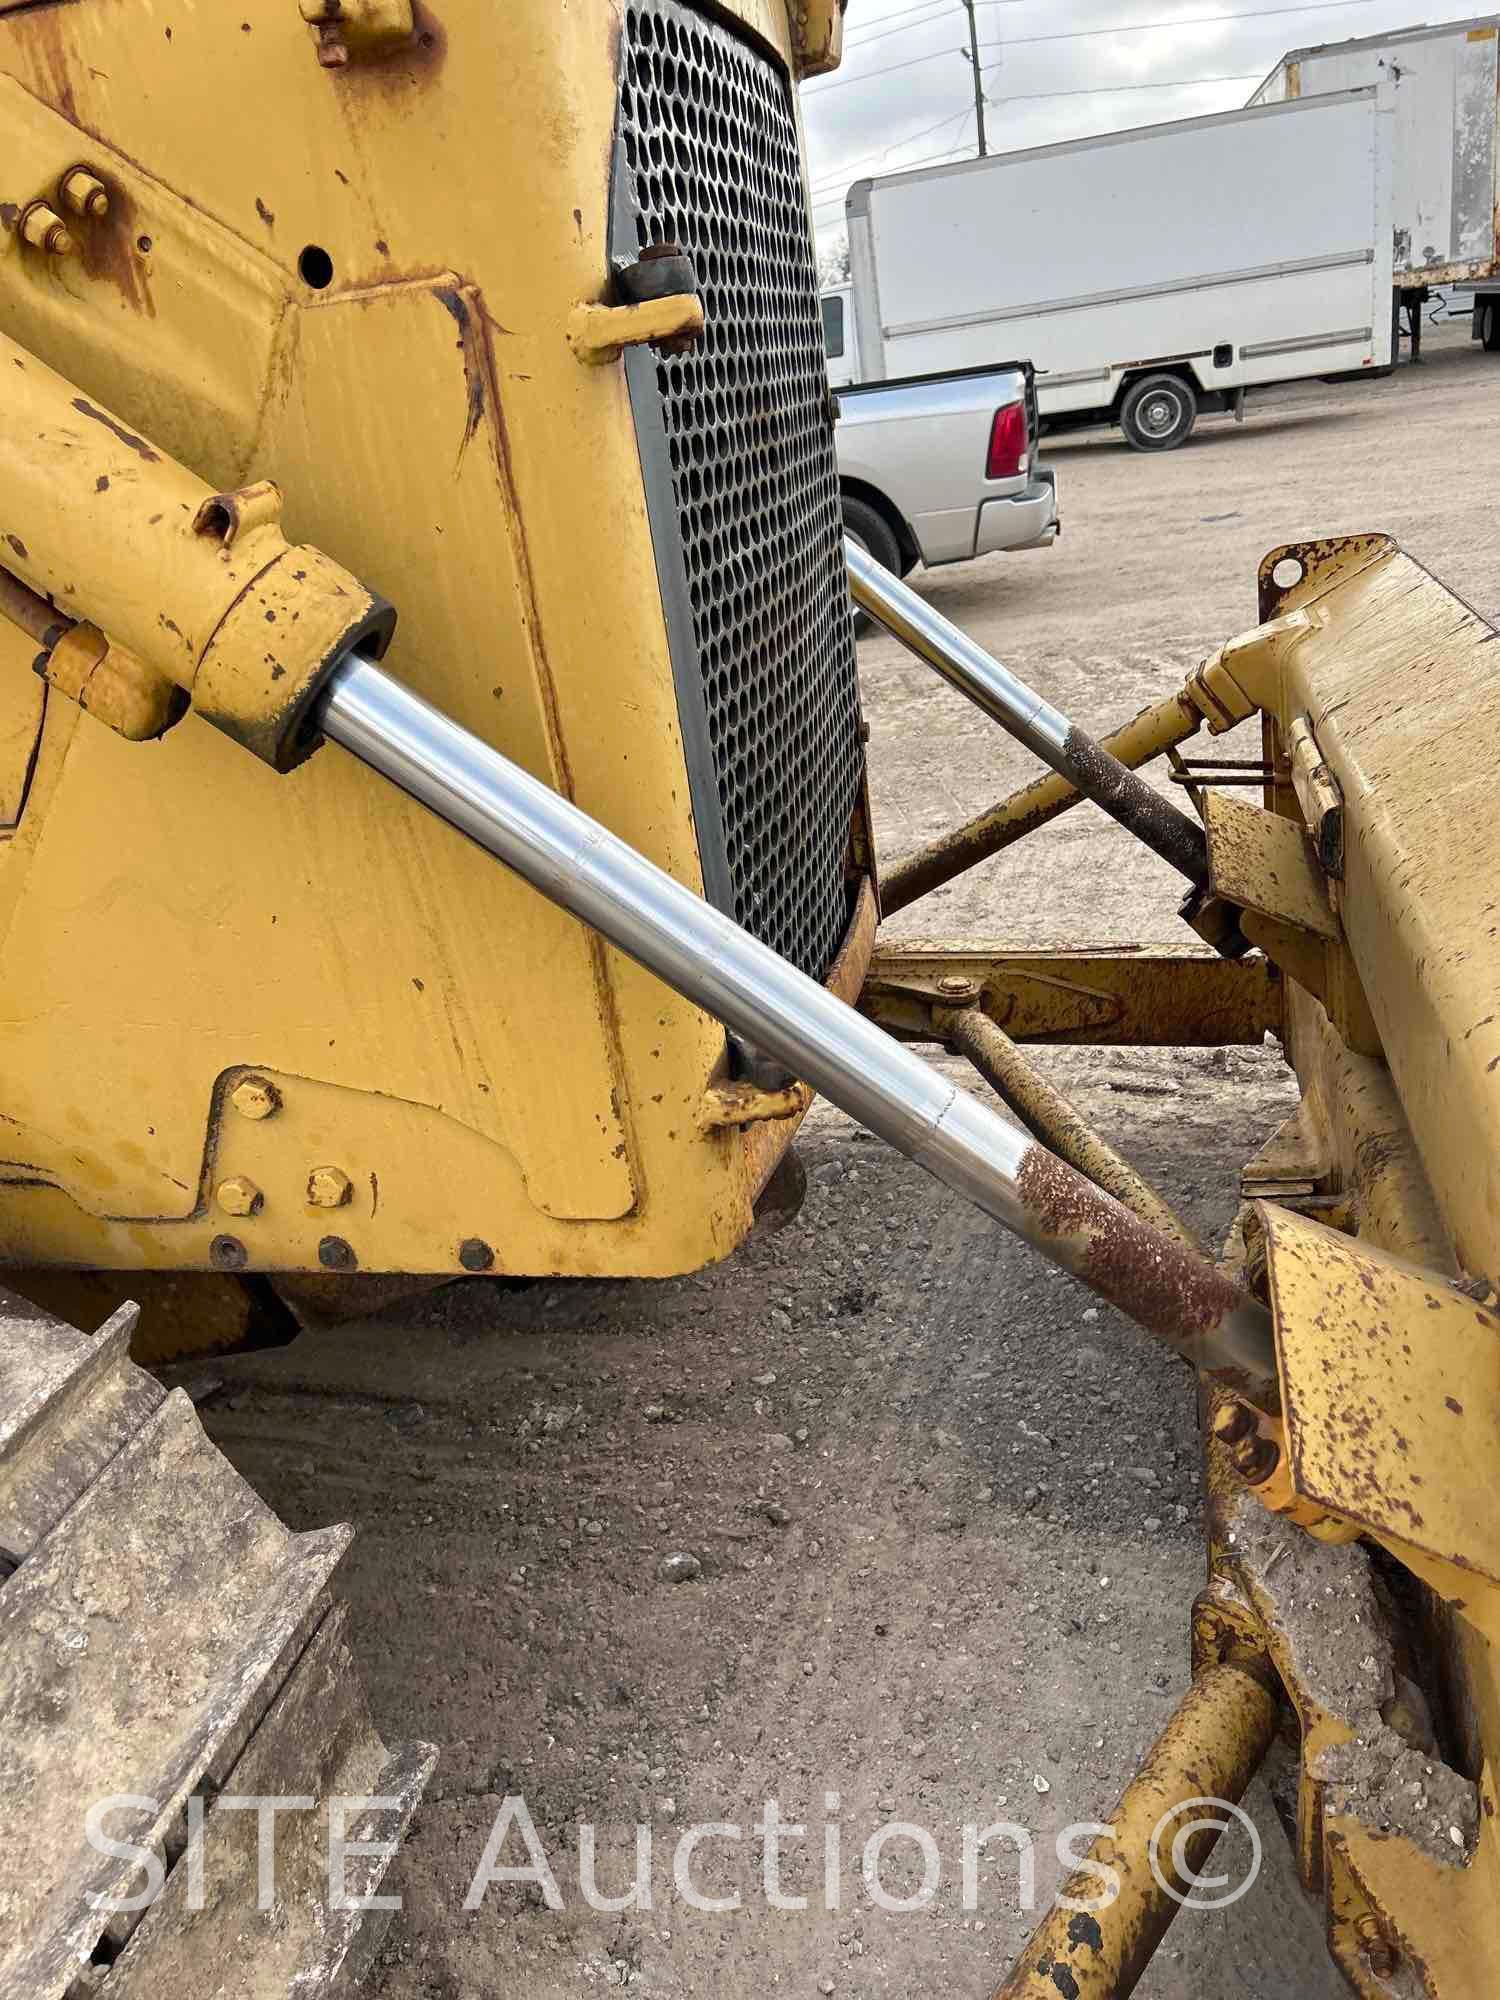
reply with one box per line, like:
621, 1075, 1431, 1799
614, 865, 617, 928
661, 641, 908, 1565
0, 0, 854, 1278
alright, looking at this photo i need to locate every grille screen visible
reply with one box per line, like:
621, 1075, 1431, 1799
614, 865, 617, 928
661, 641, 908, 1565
616, 0, 865, 979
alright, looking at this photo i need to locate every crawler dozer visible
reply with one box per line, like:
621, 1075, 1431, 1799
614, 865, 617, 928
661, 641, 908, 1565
2, 3, 1497, 1996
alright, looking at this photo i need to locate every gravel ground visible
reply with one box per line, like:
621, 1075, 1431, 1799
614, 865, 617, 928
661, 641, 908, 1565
201, 322, 1499, 1999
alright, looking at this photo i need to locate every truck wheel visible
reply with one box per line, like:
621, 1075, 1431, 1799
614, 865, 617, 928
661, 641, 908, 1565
1119, 373, 1198, 451
841, 497, 902, 637
1480, 300, 1500, 353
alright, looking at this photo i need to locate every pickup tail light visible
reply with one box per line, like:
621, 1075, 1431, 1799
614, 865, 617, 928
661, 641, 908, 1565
986, 400, 1029, 480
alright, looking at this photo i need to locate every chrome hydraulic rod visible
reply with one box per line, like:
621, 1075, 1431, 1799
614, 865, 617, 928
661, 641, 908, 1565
845, 538, 1211, 891
317, 653, 1276, 1401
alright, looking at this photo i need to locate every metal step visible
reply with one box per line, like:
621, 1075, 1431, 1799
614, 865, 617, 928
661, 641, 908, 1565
0, 1289, 433, 2000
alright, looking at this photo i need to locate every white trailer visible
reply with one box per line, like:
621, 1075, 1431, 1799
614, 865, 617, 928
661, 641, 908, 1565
843, 88, 1394, 448
1251, 16, 1500, 352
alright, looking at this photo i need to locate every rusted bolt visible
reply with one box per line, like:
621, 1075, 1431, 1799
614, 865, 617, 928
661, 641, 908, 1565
230, 1075, 281, 1121
458, 1237, 495, 1273
216, 1175, 264, 1218
1210, 1399, 1257, 1446
319, 1234, 357, 1271
315, 20, 349, 65
58, 167, 109, 219
936, 974, 980, 1002
1231, 1431, 1281, 1486
210, 1234, 248, 1271
19, 202, 76, 257
1354, 1913, 1398, 1979
307, 1165, 352, 1208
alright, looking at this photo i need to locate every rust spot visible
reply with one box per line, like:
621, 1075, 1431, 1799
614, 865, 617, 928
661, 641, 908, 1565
1445, 1396, 1464, 1414
94, 474, 110, 493
325, 0, 446, 91
1066, 1912, 1103, 1953
0, 202, 19, 232
255, 196, 275, 227
5, 534, 28, 561
71, 398, 159, 462
70, 179, 156, 316
1015, 1146, 1267, 1388
433, 282, 485, 460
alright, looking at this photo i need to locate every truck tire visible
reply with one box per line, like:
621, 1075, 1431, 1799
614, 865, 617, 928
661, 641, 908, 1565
1119, 373, 1198, 451
840, 496, 902, 637
1480, 300, 1500, 353
0, 1287, 435, 1999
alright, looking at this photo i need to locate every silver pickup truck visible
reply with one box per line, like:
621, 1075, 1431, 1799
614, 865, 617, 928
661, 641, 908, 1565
822, 286, 1058, 583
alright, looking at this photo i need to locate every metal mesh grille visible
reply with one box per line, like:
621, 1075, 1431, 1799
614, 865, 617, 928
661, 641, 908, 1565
618, 0, 865, 978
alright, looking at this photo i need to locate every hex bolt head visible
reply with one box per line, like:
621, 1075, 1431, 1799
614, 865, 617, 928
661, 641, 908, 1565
307, 1165, 352, 1209
936, 974, 980, 1002
230, 1076, 281, 1121
59, 167, 109, 219
216, 1175, 264, 1218
19, 202, 76, 257
318, 1235, 357, 1271
458, 1237, 495, 1273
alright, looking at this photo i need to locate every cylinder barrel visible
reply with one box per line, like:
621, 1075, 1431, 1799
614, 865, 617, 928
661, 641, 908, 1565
844, 539, 1210, 890
319, 654, 1277, 1398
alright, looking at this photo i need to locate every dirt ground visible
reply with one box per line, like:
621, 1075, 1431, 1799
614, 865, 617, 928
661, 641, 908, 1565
199, 322, 1499, 1998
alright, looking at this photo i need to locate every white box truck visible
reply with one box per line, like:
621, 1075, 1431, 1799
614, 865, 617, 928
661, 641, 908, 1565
837, 87, 1394, 449
1250, 16, 1500, 353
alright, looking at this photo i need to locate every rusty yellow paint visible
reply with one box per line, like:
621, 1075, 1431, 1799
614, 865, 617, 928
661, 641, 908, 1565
998, 1663, 1278, 1999
699, 1081, 810, 1132
863, 945, 1282, 1046
0, 0, 856, 1284
1202, 790, 1337, 939
788, 0, 846, 74
941, 1003, 1199, 1250
1326, 1771, 1500, 1999
568, 293, 704, 365
1258, 537, 1500, 1288
0, 332, 393, 768
1259, 1204, 1500, 1644
882, 690, 1203, 914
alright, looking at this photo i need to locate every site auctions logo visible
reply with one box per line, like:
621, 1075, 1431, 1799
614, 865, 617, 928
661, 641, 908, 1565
84, 1791, 1262, 1918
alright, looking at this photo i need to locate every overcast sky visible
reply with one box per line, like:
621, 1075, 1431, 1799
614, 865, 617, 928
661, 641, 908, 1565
802, 0, 1484, 252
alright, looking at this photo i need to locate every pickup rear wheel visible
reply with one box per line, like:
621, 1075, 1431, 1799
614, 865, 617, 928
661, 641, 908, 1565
1119, 372, 1198, 451
1479, 300, 1500, 352
841, 497, 902, 638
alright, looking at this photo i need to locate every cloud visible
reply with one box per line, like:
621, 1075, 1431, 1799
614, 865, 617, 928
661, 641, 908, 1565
802, 0, 1473, 248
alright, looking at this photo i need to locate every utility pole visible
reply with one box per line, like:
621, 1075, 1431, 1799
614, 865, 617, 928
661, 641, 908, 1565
960, 0, 988, 156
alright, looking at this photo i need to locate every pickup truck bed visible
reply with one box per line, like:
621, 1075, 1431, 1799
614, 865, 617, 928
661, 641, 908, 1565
833, 359, 1058, 579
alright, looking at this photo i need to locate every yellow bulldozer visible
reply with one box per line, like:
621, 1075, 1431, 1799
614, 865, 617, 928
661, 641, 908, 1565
2, 3, 1497, 1995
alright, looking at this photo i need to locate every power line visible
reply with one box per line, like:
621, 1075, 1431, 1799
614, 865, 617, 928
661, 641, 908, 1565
842, 0, 1021, 49
809, 145, 978, 211
808, 106, 973, 195
807, 0, 1376, 93
804, 39, 977, 94
843, 2, 950, 50
976, 0, 1377, 54
808, 69, 1268, 210
984, 69, 1266, 92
